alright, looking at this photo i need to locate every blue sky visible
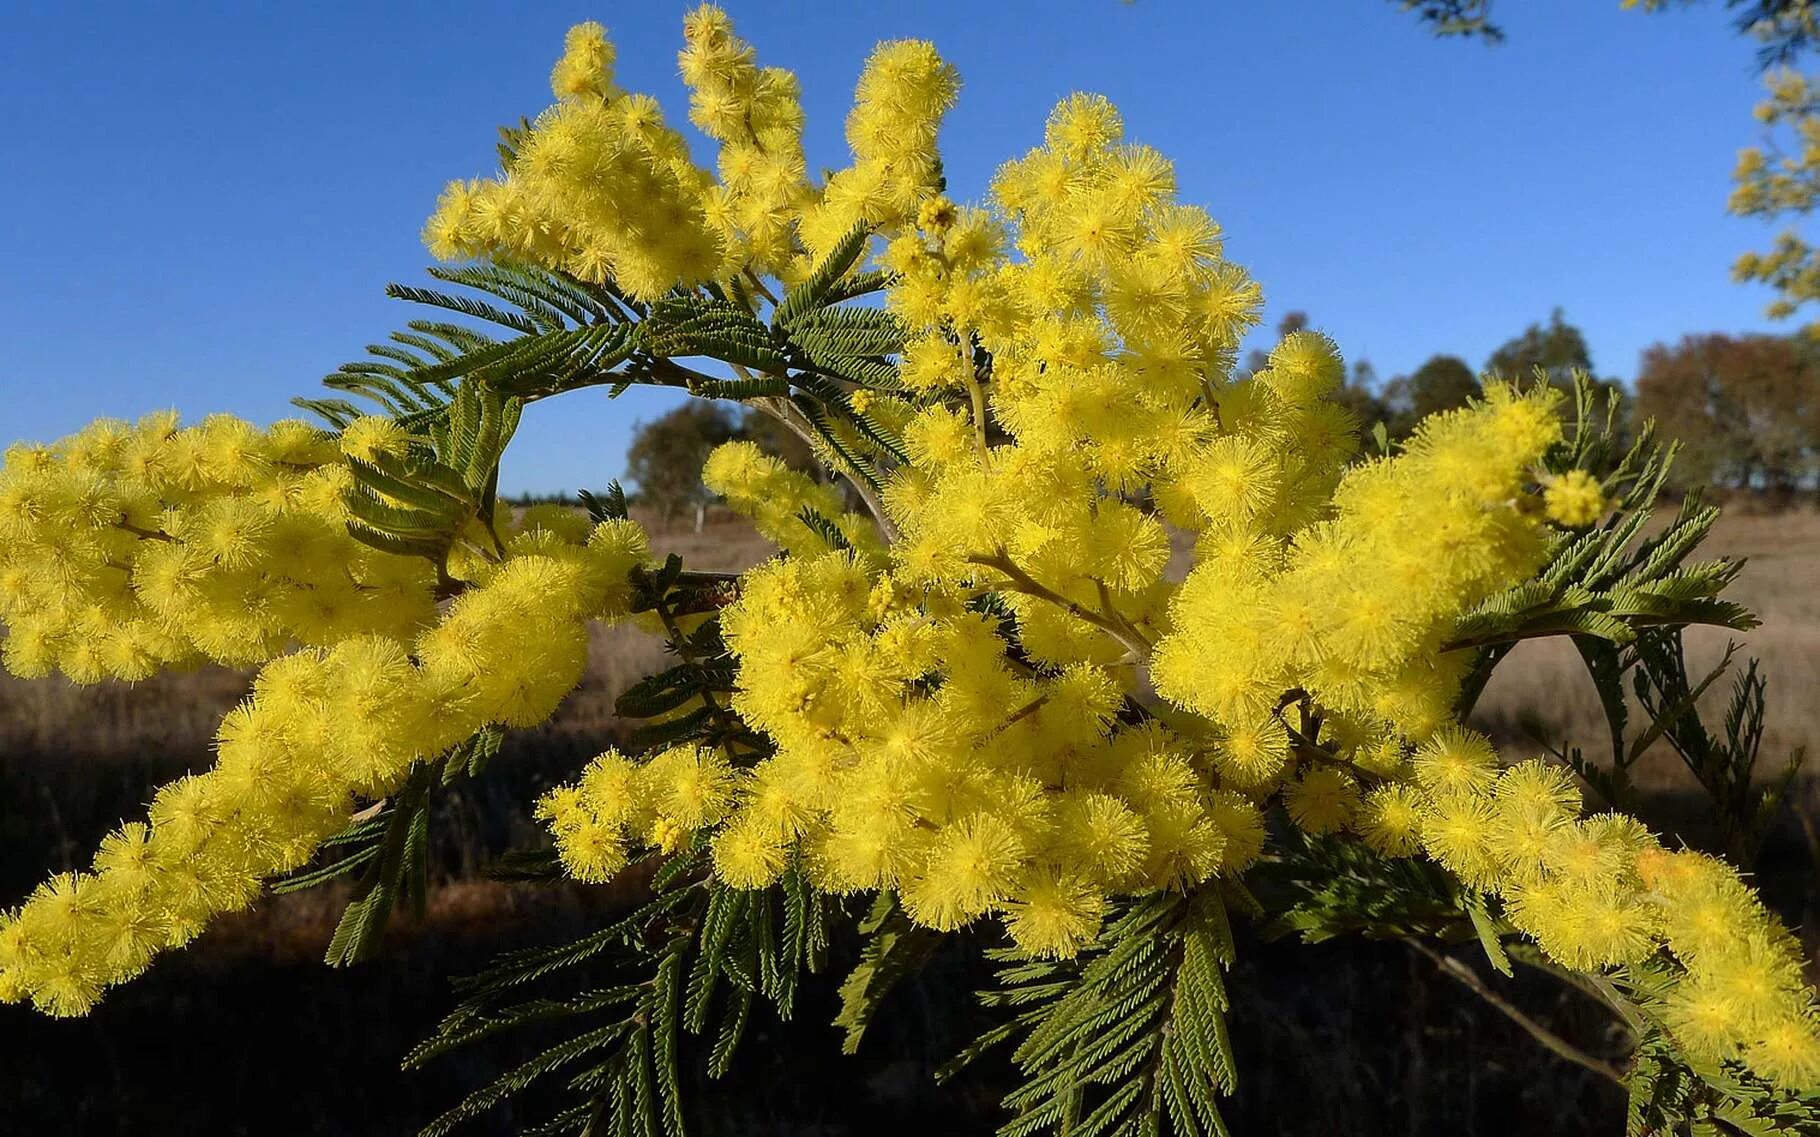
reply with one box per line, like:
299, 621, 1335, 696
0, 1, 1794, 493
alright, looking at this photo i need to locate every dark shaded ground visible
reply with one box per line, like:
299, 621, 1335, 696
2, 683, 1814, 1137
1, 889, 1634, 1137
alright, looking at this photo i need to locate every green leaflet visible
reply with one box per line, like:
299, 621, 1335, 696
945, 890, 1239, 1137
1464, 890, 1513, 977
301, 262, 633, 434
334, 376, 521, 569
1249, 827, 1468, 945
272, 727, 503, 964
1450, 388, 1757, 655
642, 296, 788, 373
834, 892, 942, 1055
300, 235, 909, 566
790, 306, 908, 358
409, 852, 835, 1137
618, 555, 767, 757
795, 505, 854, 553
772, 220, 875, 328
579, 480, 631, 522
1630, 635, 1806, 864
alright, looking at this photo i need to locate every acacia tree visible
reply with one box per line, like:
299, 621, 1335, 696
2, 11, 1818, 1137
1484, 310, 1634, 443
1384, 353, 1479, 437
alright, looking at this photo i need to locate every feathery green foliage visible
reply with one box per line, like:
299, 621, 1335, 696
943, 891, 1241, 1137
407, 846, 836, 1137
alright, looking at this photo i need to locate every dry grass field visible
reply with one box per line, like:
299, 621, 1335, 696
4, 503, 1818, 1135
1472, 508, 1820, 800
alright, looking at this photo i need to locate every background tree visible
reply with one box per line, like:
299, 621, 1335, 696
1635, 331, 1820, 490
735, 406, 818, 472
1396, 0, 1501, 41
1730, 69, 1820, 329
1485, 307, 1597, 389
1485, 308, 1633, 431
1383, 353, 1480, 437
626, 402, 839, 527
1331, 357, 1394, 443
624, 402, 744, 526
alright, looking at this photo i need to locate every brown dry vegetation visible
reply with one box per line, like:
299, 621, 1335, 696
5, 506, 1819, 1135
1471, 507, 1820, 798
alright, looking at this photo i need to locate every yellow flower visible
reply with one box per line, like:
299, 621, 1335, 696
1284, 767, 1359, 835
1544, 469, 1607, 528
1356, 784, 1424, 857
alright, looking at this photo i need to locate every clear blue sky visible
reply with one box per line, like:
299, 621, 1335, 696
0, 0, 1793, 493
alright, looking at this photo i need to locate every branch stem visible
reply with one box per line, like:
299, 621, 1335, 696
967, 551, 1152, 660
749, 395, 900, 543
1402, 938, 1624, 1087
114, 520, 174, 542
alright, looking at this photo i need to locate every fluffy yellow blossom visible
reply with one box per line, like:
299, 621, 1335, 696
701, 441, 884, 562
1, 513, 650, 1014
1283, 767, 1359, 835
12, 16, 1818, 1105
1356, 783, 1425, 857
677, 5, 811, 273
1543, 469, 1607, 527
797, 38, 960, 259
424, 23, 722, 299
0, 413, 437, 682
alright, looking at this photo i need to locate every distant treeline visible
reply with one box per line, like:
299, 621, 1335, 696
1297, 307, 1820, 498
506, 308, 1820, 513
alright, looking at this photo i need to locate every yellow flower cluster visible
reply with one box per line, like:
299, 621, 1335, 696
424, 21, 722, 299
524, 30, 1575, 972
1543, 468, 1607, 527
1154, 385, 1561, 786
541, 550, 1264, 958
1353, 729, 1820, 1088
796, 38, 960, 261
9, 14, 1813, 1104
700, 441, 885, 563
425, 7, 957, 296
1728, 68, 1820, 324
678, 5, 811, 274
874, 95, 1276, 668
0, 413, 437, 682
538, 744, 740, 882
428, 13, 1820, 1093
0, 513, 649, 1016
1640, 849, 1820, 1084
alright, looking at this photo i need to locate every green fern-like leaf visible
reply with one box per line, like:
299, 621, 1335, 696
412, 849, 836, 1137
773, 221, 874, 328
643, 297, 788, 373
834, 892, 941, 1054
789, 306, 907, 358
947, 889, 1238, 1137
